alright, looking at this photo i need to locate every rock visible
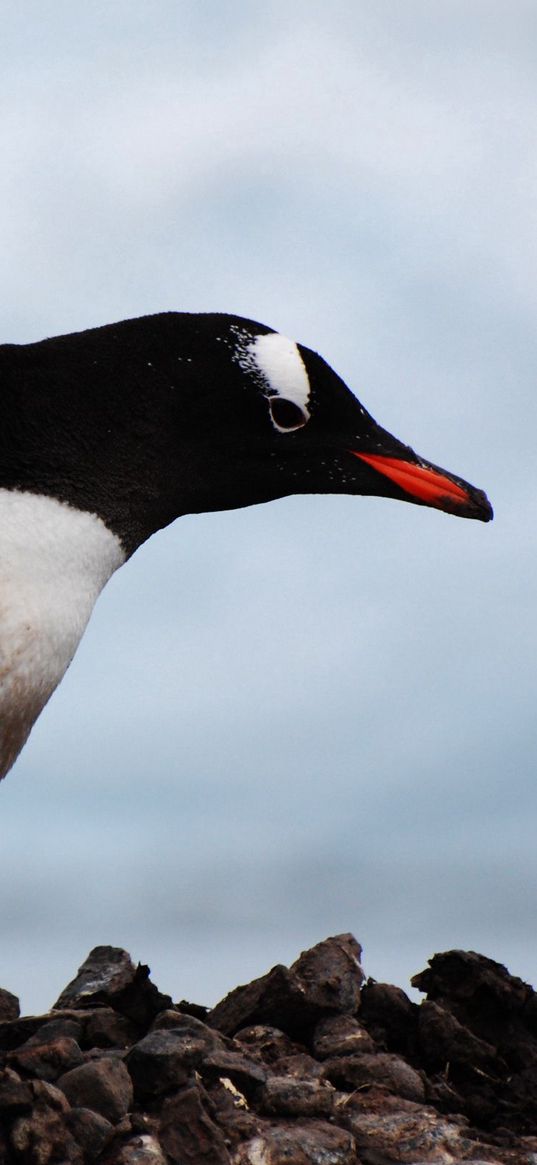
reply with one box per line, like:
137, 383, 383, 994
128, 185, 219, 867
4, 936, 537, 1162
84, 1007, 139, 1050
10, 1083, 83, 1164
126, 1031, 192, 1099
269, 1052, 325, 1081
234, 1024, 305, 1066
336, 1087, 481, 1164
312, 1013, 377, 1058
291, 933, 364, 1012
9, 1036, 85, 1081
413, 949, 537, 1074
24, 1015, 84, 1045
158, 1085, 232, 1164
0, 1066, 33, 1113
58, 1057, 133, 1123
54, 945, 173, 1025
147, 1010, 222, 1058
259, 1075, 335, 1117
66, 1106, 113, 1158
104, 1134, 168, 1164
234, 1119, 356, 1164
208, 934, 363, 1041
322, 1050, 426, 1102
200, 1048, 267, 1096
418, 999, 501, 1075
359, 980, 419, 1055
0, 985, 20, 1020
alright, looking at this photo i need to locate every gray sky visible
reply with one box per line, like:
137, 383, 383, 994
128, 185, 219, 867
1, 0, 535, 1013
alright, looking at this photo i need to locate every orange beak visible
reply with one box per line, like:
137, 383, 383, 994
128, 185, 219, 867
350, 451, 493, 521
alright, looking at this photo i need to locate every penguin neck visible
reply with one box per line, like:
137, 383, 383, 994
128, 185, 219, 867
0, 490, 125, 777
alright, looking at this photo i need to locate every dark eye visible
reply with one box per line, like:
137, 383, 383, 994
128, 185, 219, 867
268, 396, 309, 432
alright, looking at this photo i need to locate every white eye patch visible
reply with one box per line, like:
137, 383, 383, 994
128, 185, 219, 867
234, 330, 311, 432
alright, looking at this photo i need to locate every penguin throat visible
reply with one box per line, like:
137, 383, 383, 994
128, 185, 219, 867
0, 490, 125, 778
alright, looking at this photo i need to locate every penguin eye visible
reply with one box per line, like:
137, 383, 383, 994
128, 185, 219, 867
268, 396, 310, 433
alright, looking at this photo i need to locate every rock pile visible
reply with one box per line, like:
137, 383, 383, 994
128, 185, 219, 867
1, 935, 537, 1163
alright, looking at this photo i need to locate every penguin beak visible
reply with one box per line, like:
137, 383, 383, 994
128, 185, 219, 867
349, 451, 493, 522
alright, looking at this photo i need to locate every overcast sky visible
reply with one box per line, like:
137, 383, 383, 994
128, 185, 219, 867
1, 0, 536, 1014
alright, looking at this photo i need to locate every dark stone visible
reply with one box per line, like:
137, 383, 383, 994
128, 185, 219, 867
84, 1008, 139, 1050
24, 1016, 84, 1046
30, 1078, 72, 1111
0, 1014, 59, 1052
234, 1024, 305, 1066
0, 1067, 33, 1113
54, 946, 173, 1026
103, 1133, 168, 1163
129, 1015, 221, 1095
66, 1106, 113, 1159
9, 1036, 84, 1081
322, 1050, 426, 1102
159, 1085, 232, 1164
200, 1048, 267, 1097
202, 1076, 260, 1146
413, 949, 537, 1075
175, 999, 210, 1021
290, 933, 364, 1012
234, 1119, 356, 1164
58, 1057, 133, 1124
208, 934, 363, 1041
335, 1088, 477, 1164
10, 1081, 82, 1164
0, 987, 19, 1021
147, 1011, 222, 1058
359, 980, 419, 1055
126, 1031, 191, 1099
259, 1075, 335, 1117
418, 999, 501, 1076
312, 1013, 377, 1058
269, 1052, 325, 1081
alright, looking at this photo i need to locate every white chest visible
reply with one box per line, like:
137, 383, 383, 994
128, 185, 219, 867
0, 490, 125, 777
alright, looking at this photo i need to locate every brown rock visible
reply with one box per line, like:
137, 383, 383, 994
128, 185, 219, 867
126, 1030, 197, 1099
84, 1008, 139, 1050
414, 949, 537, 1076
58, 1057, 133, 1124
323, 1051, 426, 1102
203, 1076, 260, 1145
66, 1106, 113, 1158
358, 980, 418, 1055
208, 934, 363, 1041
159, 1085, 232, 1164
234, 1024, 305, 1066
259, 1075, 335, 1117
418, 999, 501, 1075
200, 1048, 267, 1096
0, 1008, 97, 1052
336, 1088, 480, 1164
234, 1119, 356, 1164
271, 1051, 325, 1080
290, 933, 364, 1012
104, 1134, 169, 1164
0, 986, 20, 1020
0, 1066, 33, 1113
10, 1088, 83, 1164
312, 1014, 376, 1058
24, 1015, 84, 1045
147, 1010, 222, 1057
9, 1036, 84, 1081
54, 946, 173, 1025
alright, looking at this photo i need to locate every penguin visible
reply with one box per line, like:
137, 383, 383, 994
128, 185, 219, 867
0, 312, 492, 778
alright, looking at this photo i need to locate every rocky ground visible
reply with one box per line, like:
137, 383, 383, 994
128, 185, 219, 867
1, 935, 537, 1163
